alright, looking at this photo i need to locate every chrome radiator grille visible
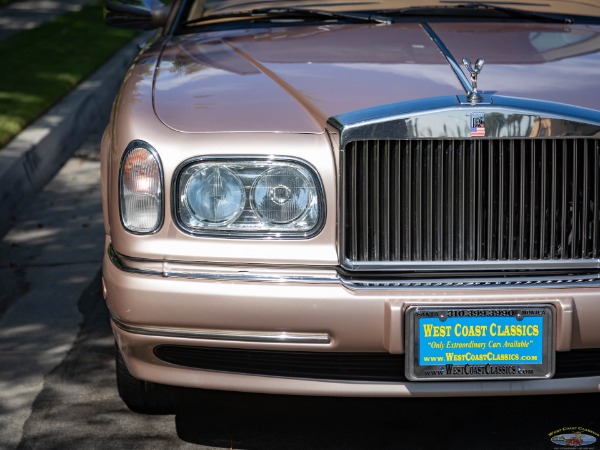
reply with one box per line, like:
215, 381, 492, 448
341, 138, 600, 266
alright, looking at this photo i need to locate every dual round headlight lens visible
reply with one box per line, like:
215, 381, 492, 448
185, 166, 245, 225
178, 159, 323, 236
251, 167, 312, 225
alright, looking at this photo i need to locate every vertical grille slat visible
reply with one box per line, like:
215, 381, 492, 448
467, 141, 477, 260
393, 143, 402, 260
402, 142, 412, 259
540, 141, 547, 260
508, 140, 516, 260
572, 139, 579, 259
372, 141, 380, 261
529, 142, 536, 260
447, 142, 455, 260
414, 142, 423, 260
594, 145, 599, 258
487, 143, 494, 260
518, 141, 526, 260
343, 138, 600, 265
349, 144, 359, 261
456, 141, 467, 260
550, 141, 558, 260
435, 141, 444, 260
360, 143, 369, 261
561, 141, 568, 259
381, 140, 391, 261
425, 142, 434, 260
498, 143, 505, 260
581, 140, 589, 259
476, 142, 484, 260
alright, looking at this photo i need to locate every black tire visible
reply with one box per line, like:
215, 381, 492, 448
116, 349, 178, 414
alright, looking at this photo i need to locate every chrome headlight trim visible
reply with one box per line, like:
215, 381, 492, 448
172, 156, 326, 239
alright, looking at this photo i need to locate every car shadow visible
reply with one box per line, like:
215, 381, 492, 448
172, 387, 598, 450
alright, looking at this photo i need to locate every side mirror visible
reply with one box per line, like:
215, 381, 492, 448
104, 0, 169, 30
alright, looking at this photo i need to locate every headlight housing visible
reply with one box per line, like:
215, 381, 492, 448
175, 157, 325, 238
119, 141, 163, 234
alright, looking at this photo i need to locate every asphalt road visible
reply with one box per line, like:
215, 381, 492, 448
1, 117, 598, 449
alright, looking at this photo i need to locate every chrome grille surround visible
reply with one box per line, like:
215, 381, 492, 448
328, 95, 600, 279
338, 273, 600, 289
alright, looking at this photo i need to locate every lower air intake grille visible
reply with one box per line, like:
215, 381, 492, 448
155, 346, 600, 381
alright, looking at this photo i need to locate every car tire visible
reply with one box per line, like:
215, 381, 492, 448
116, 348, 178, 414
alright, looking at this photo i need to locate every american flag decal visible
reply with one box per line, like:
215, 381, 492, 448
470, 112, 485, 137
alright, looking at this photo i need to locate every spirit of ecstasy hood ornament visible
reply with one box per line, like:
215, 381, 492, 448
462, 57, 485, 104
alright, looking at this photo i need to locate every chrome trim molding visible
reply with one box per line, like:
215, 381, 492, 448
328, 95, 600, 144
341, 275, 600, 289
111, 315, 331, 344
109, 245, 600, 289
107, 245, 339, 284
341, 260, 600, 272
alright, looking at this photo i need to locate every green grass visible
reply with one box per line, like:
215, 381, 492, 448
0, 1, 136, 147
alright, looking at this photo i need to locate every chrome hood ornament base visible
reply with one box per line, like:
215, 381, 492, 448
463, 57, 485, 104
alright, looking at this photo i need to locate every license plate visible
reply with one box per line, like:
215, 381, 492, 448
405, 305, 555, 381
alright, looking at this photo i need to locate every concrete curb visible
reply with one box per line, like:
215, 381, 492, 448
0, 32, 152, 237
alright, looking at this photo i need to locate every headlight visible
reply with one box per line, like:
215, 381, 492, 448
251, 167, 313, 224
119, 141, 163, 234
175, 158, 324, 238
183, 166, 245, 226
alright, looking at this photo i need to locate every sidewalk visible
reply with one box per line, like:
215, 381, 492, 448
0, 0, 152, 237
0, 4, 151, 446
0, 0, 94, 40
0, 115, 108, 449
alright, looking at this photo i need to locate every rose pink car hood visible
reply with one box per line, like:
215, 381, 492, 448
153, 22, 600, 134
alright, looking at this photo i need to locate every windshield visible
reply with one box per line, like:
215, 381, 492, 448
187, 0, 600, 22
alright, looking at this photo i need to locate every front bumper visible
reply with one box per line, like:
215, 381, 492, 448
104, 245, 600, 397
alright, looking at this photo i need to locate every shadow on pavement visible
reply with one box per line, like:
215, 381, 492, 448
173, 389, 597, 450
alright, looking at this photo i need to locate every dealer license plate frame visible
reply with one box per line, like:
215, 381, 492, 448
405, 305, 555, 381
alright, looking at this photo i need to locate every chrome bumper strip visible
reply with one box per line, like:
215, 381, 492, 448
108, 244, 339, 284
108, 245, 600, 289
111, 315, 331, 344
